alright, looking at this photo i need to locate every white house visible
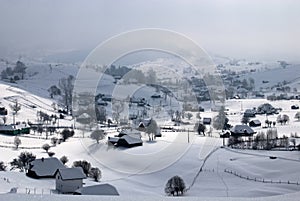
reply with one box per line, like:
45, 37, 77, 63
55, 168, 86, 194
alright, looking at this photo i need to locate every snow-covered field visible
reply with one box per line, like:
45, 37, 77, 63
1, 59, 300, 200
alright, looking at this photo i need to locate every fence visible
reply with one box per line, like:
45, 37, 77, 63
12, 187, 54, 195
224, 169, 300, 186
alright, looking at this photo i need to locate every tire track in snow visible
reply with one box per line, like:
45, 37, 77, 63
216, 154, 229, 197
186, 138, 220, 191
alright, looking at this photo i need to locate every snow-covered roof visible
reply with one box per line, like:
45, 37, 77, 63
119, 129, 141, 138
56, 167, 86, 180
77, 113, 90, 119
74, 184, 119, 196
28, 157, 65, 177
230, 125, 255, 136
250, 119, 261, 124
108, 137, 119, 144
0, 124, 17, 131
120, 135, 143, 145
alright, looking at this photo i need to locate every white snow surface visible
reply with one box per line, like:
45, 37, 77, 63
0, 59, 300, 200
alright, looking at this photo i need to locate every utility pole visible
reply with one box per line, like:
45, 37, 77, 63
12, 112, 16, 124
188, 128, 190, 143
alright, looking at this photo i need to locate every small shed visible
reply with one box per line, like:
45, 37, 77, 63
74, 184, 119, 196
230, 125, 255, 137
249, 120, 261, 127
0, 106, 8, 115
0, 124, 19, 135
27, 157, 65, 179
203, 118, 212, 125
151, 93, 161, 98
55, 168, 86, 194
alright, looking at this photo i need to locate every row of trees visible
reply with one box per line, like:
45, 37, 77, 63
228, 129, 294, 150
1, 60, 27, 81
13, 129, 74, 150
48, 75, 74, 114
72, 160, 101, 182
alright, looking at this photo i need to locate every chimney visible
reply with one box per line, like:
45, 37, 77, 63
41, 157, 44, 162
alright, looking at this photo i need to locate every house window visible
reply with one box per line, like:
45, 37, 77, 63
58, 176, 60, 179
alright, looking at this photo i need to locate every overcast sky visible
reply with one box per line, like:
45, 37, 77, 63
0, 0, 299, 61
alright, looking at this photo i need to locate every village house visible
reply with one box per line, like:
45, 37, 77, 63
0, 123, 30, 135
230, 125, 255, 137
108, 135, 143, 148
55, 167, 86, 194
249, 120, 261, 127
27, 157, 65, 179
117, 128, 142, 139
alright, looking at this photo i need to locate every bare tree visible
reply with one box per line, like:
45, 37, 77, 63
10, 152, 36, 172
186, 113, 193, 120
241, 116, 250, 125
10, 99, 21, 114
0, 161, 6, 171
112, 100, 124, 124
196, 123, 206, 135
42, 143, 51, 153
73, 160, 91, 176
146, 119, 158, 141
295, 112, 300, 121
14, 136, 21, 149
60, 156, 69, 165
90, 130, 105, 144
58, 75, 74, 114
89, 167, 102, 182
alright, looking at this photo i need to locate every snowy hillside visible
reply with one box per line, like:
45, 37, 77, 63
0, 57, 300, 200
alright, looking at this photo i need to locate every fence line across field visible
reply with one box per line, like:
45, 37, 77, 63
224, 169, 300, 186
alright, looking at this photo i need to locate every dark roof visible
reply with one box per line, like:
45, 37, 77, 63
56, 167, 86, 180
230, 125, 255, 136
250, 120, 261, 124
108, 137, 119, 144
74, 184, 119, 196
28, 157, 65, 177
203, 118, 211, 124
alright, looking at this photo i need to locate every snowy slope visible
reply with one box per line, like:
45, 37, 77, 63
1, 57, 300, 200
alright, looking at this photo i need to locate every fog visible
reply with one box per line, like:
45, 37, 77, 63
0, 0, 299, 61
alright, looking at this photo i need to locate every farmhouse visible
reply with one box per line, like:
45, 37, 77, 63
117, 135, 143, 147
27, 157, 65, 179
118, 129, 142, 139
74, 184, 119, 196
0, 123, 30, 135
55, 168, 86, 194
109, 135, 143, 148
249, 120, 261, 127
230, 125, 255, 137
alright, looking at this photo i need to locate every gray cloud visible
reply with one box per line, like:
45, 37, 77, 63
0, 0, 299, 61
